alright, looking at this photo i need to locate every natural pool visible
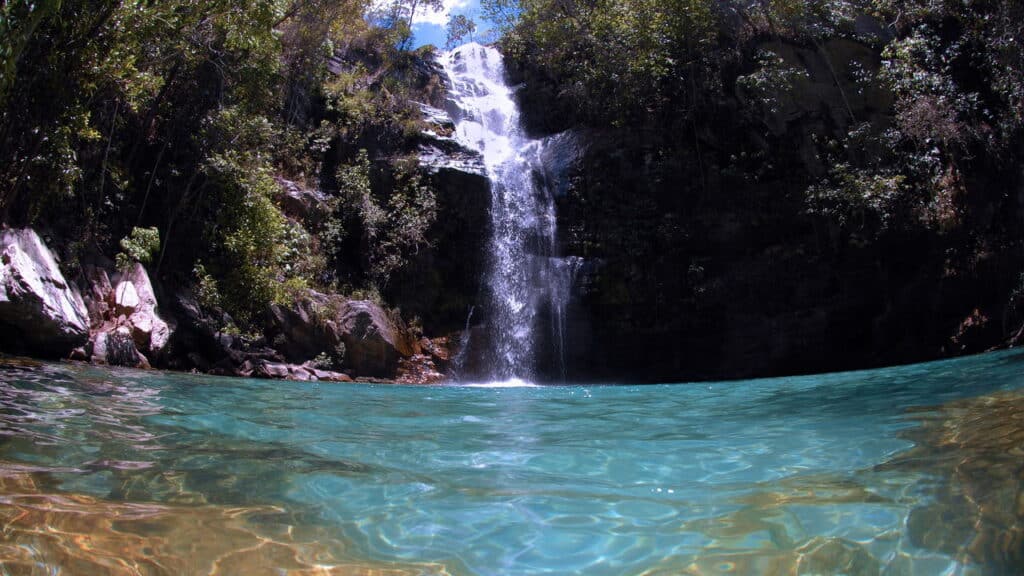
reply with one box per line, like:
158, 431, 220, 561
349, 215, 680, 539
1, 351, 1023, 575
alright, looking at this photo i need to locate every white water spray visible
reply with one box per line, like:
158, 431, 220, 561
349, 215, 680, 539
441, 43, 572, 382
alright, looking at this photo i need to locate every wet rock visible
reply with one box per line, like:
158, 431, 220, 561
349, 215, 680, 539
389, 105, 490, 335
396, 353, 445, 384
0, 228, 89, 356
419, 336, 452, 372
247, 359, 352, 383
92, 327, 149, 368
416, 102, 487, 177
253, 361, 293, 379
308, 367, 353, 383
948, 308, 996, 355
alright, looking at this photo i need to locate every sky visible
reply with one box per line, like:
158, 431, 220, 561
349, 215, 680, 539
408, 0, 489, 49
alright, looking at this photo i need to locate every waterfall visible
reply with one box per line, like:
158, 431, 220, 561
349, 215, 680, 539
441, 43, 571, 382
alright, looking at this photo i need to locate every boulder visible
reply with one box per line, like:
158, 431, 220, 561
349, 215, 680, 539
308, 367, 353, 383
246, 359, 353, 382
253, 361, 293, 379
339, 300, 418, 378
166, 289, 282, 374
274, 178, 332, 225
0, 228, 89, 356
265, 293, 419, 379
118, 264, 172, 360
265, 292, 340, 362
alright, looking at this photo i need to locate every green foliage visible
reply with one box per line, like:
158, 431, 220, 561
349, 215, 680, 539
806, 164, 907, 236
736, 50, 810, 116
115, 226, 161, 270
198, 106, 327, 326
372, 159, 437, 284
312, 342, 347, 370
500, 0, 719, 126
0, 0, 61, 105
205, 148, 288, 325
192, 261, 223, 312
480, 0, 520, 34
335, 151, 437, 287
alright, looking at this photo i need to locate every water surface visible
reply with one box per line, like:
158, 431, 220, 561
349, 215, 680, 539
2, 351, 1024, 574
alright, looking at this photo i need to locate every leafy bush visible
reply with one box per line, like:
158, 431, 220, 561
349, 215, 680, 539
736, 50, 811, 117
806, 163, 907, 237
115, 227, 161, 270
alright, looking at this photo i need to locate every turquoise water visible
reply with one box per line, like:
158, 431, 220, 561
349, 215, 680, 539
2, 351, 1024, 574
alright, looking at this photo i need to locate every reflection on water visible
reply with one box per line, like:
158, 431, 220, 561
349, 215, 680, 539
1, 352, 1024, 574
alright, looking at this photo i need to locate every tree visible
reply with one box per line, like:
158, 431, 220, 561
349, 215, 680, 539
377, 0, 444, 47
445, 14, 477, 49
480, 0, 520, 34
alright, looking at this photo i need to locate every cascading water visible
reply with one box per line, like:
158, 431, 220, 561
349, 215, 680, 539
441, 43, 572, 382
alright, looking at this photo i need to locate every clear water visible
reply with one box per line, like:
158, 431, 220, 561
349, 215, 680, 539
1, 351, 1024, 574
442, 43, 570, 382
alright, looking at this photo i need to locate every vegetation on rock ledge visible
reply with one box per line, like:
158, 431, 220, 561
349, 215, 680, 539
0, 0, 446, 337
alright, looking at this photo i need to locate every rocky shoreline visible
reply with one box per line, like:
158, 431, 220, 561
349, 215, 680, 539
0, 227, 450, 385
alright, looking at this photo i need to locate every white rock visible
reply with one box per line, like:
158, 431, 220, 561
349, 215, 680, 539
0, 228, 89, 354
114, 280, 140, 312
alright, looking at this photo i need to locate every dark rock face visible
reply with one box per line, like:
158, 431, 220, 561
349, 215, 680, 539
0, 228, 89, 356
265, 292, 339, 363
508, 37, 1023, 382
165, 289, 283, 375
383, 101, 490, 335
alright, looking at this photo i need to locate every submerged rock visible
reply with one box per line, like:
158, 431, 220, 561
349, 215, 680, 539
881, 391, 1024, 572
0, 228, 89, 356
